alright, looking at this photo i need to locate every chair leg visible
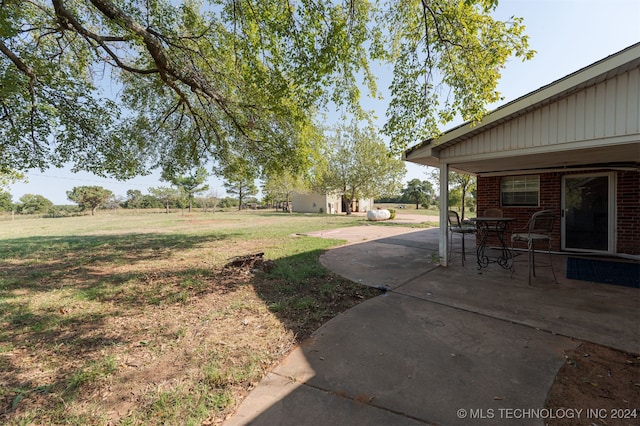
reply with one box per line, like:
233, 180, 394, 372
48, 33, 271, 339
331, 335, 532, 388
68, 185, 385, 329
510, 240, 515, 278
527, 240, 533, 286
548, 241, 558, 284
531, 241, 537, 277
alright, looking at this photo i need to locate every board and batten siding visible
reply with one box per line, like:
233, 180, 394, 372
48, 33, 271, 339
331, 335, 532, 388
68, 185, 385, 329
441, 67, 640, 160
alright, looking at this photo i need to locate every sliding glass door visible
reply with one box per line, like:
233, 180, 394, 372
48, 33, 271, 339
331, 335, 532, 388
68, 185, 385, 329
562, 173, 614, 252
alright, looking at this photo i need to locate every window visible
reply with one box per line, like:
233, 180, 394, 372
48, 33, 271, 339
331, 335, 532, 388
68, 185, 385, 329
501, 175, 539, 206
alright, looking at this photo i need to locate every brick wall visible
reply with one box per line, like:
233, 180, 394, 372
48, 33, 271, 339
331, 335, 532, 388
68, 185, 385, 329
616, 171, 640, 254
476, 171, 640, 255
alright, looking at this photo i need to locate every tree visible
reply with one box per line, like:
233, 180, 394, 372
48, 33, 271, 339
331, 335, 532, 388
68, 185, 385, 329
0, 0, 373, 178
163, 167, 210, 213
0, 170, 27, 189
66, 186, 113, 216
381, 1, 534, 153
224, 176, 258, 211
313, 122, 406, 215
223, 159, 258, 211
262, 171, 306, 212
104, 194, 124, 212
16, 194, 53, 215
124, 189, 144, 210
450, 173, 477, 220
198, 190, 220, 213
0, 170, 26, 213
0, 191, 13, 212
402, 179, 434, 209
1, 1, 533, 178
149, 186, 181, 214
431, 169, 477, 219
218, 197, 239, 209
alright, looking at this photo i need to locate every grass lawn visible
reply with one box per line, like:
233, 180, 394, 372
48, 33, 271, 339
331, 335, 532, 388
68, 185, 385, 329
0, 211, 384, 425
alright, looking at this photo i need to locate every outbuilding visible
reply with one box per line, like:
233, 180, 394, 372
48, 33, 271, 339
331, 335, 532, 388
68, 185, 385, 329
291, 191, 373, 214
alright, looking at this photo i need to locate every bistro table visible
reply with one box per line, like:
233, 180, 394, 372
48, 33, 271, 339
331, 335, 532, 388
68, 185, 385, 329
470, 217, 516, 272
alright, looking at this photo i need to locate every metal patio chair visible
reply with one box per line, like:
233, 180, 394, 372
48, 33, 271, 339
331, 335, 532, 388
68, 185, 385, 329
484, 208, 503, 218
511, 209, 558, 285
448, 210, 476, 266
483, 208, 504, 233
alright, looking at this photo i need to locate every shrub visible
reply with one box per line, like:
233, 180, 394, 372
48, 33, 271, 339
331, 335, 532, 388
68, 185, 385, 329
388, 208, 396, 220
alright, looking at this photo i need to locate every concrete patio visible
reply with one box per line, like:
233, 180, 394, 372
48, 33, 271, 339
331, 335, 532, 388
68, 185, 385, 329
317, 224, 639, 354
225, 221, 639, 426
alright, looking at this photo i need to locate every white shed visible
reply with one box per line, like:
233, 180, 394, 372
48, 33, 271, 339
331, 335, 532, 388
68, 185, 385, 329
291, 192, 373, 214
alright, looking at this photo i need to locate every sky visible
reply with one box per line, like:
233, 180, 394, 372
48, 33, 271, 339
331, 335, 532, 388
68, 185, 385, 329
8, 0, 640, 205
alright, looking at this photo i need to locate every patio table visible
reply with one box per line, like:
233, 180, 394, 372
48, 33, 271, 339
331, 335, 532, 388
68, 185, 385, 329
470, 217, 515, 272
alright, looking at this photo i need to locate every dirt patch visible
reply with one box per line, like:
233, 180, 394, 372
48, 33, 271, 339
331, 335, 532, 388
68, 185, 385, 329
546, 342, 640, 425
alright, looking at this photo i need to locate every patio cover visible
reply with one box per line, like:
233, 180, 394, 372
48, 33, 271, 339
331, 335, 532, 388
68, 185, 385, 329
403, 42, 640, 266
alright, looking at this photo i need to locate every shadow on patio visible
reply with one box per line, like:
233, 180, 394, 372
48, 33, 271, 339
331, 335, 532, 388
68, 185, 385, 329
226, 225, 639, 425
319, 227, 639, 354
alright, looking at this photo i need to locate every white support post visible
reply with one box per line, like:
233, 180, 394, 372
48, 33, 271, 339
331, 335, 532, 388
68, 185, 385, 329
439, 163, 450, 266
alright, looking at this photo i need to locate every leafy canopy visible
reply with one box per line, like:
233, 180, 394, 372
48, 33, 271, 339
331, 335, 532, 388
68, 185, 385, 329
17, 193, 53, 214
163, 166, 210, 211
222, 157, 258, 209
402, 178, 434, 209
0, 170, 27, 189
0, 1, 532, 177
312, 120, 406, 213
381, 0, 533, 152
66, 185, 114, 214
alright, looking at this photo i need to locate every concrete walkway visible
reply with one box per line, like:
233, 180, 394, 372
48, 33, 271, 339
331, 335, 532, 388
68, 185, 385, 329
225, 222, 639, 426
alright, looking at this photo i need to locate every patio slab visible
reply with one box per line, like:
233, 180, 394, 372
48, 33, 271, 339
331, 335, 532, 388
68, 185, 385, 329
320, 226, 639, 354
226, 289, 577, 426
225, 223, 639, 426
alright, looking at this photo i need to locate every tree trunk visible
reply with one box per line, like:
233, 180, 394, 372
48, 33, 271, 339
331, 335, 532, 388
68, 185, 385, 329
343, 195, 352, 215
91, 206, 97, 216
461, 185, 467, 221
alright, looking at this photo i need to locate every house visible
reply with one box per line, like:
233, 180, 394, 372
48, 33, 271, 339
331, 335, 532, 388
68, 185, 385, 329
404, 42, 640, 266
291, 191, 373, 214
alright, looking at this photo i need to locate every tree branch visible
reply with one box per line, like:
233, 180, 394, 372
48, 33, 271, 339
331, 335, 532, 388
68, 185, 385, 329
0, 40, 37, 95
52, 0, 158, 74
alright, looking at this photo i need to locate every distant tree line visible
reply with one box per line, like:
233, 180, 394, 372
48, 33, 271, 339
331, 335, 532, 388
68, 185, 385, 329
0, 175, 474, 216
377, 174, 477, 215
0, 188, 251, 216
376, 179, 436, 209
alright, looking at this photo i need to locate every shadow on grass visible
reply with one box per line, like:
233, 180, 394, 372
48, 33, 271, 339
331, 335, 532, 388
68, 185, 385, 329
0, 232, 233, 263
0, 230, 249, 336
252, 249, 383, 339
0, 230, 381, 424
0, 232, 238, 294
0, 232, 254, 413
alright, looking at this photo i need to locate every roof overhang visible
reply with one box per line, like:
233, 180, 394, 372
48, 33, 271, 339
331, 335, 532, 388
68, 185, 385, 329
406, 138, 640, 176
404, 42, 640, 175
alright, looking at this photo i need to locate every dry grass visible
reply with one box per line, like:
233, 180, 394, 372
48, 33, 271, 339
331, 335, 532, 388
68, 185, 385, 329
0, 211, 382, 425
2, 211, 637, 425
